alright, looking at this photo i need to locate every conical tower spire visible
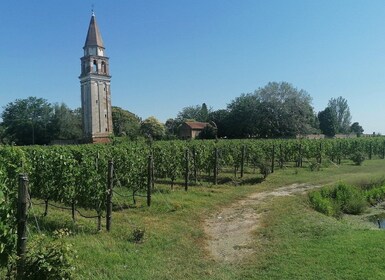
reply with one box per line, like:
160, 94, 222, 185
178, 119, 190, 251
84, 13, 104, 48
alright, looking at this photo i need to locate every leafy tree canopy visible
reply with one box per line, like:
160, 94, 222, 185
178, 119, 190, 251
177, 103, 212, 122
318, 107, 337, 137
164, 118, 182, 138
49, 103, 82, 140
112, 106, 141, 140
197, 124, 217, 139
350, 122, 364, 136
1, 97, 53, 145
208, 109, 230, 138
140, 116, 165, 140
1, 97, 85, 145
226, 82, 316, 138
328, 96, 351, 134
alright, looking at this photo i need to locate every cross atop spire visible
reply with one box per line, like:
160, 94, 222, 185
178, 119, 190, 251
84, 12, 104, 49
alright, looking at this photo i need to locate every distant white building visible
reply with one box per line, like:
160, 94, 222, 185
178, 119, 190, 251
79, 12, 113, 143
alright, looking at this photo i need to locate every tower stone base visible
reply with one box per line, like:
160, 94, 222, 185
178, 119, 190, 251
82, 134, 112, 144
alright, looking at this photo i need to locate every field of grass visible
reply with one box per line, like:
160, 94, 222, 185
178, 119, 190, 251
18, 159, 385, 279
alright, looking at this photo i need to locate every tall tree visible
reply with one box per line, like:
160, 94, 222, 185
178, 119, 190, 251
177, 103, 212, 122
318, 107, 337, 137
256, 82, 315, 137
197, 124, 217, 139
225, 82, 315, 138
49, 103, 82, 140
164, 118, 181, 138
226, 93, 260, 138
140, 116, 165, 140
0, 123, 6, 144
112, 106, 141, 139
200, 103, 209, 122
177, 105, 201, 121
1, 97, 53, 145
350, 122, 364, 137
328, 96, 351, 133
208, 109, 230, 138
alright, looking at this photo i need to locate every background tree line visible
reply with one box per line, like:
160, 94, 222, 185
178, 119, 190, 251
0, 97, 82, 145
0, 97, 165, 145
167, 82, 364, 139
0, 81, 365, 145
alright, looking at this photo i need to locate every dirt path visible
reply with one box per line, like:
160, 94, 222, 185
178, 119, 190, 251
204, 183, 321, 263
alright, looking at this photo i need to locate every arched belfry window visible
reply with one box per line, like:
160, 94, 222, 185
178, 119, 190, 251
101, 62, 107, 74
93, 60, 98, 73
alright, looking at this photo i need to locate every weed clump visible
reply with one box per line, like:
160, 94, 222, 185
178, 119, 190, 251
258, 162, 271, 179
308, 191, 337, 216
130, 227, 145, 243
308, 160, 320, 172
309, 183, 367, 217
350, 151, 365, 166
7, 233, 77, 279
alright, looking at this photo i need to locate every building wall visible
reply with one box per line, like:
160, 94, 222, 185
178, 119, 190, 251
179, 124, 192, 139
191, 130, 202, 139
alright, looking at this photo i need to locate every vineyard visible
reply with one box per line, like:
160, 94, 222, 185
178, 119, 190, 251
1, 137, 385, 278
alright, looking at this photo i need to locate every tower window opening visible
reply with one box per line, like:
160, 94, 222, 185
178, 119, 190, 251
101, 62, 107, 73
93, 60, 98, 73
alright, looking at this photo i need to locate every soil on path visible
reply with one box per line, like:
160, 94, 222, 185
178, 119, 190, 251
204, 183, 321, 263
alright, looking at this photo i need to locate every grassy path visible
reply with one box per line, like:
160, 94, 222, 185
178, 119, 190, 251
204, 183, 322, 263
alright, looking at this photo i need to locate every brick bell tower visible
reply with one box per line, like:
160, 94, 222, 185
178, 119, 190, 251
79, 12, 113, 143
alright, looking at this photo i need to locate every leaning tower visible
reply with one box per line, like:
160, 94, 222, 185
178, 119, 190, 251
79, 12, 113, 143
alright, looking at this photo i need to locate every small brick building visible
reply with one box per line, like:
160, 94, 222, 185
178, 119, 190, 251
179, 122, 210, 139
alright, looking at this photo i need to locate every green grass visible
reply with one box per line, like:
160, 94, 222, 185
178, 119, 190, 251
15, 159, 385, 279
247, 196, 385, 280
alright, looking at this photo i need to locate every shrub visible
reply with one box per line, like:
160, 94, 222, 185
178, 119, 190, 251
309, 183, 367, 217
309, 191, 336, 216
130, 227, 145, 243
309, 160, 320, 172
366, 186, 385, 205
350, 151, 365, 166
333, 183, 366, 215
258, 162, 271, 179
7, 234, 76, 280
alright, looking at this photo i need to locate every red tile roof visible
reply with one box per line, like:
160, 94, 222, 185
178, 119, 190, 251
184, 122, 209, 130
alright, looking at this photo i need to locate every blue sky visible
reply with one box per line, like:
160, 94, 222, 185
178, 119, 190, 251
1, 0, 385, 133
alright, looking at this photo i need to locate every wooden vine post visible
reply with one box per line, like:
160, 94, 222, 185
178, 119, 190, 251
319, 142, 322, 164
184, 149, 189, 191
192, 147, 198, 184
214, 147, 218, 185
16, 174, 29, 280
71, 202, 76, 223
271, 145, 275, 173
279, 144, 284, 168
382, 141, 385, 159
383, 140, 385, 159
338, 142, 342, 165
297, 143, 303, 167
151, 152, 155, 191
147, 154, 153, 206
43, 198, 49, 217
240, 145, 245, 178
106, 160, 114, 232
369, 142, 372, 160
